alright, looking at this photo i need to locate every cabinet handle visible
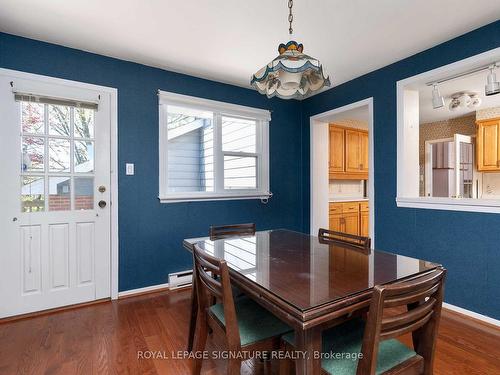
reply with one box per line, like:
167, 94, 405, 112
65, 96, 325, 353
497, 160, 500, 167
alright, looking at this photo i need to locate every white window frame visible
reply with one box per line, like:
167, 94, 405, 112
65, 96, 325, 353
158, 90, 271, 203
396, 47, 500, 214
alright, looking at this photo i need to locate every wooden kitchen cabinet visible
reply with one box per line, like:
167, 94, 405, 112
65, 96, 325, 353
360, 201, 369, 237
329, 126, 345, 173
360, 211, 369, 237
476, 118, 500, 171
360, 131, 369, 173
329, 124, 368, 179
328, 201, 366, 237
329, 214, 343, 233
343, 212, 359, 236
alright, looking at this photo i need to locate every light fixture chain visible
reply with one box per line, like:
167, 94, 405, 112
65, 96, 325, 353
288, 0, 293, 35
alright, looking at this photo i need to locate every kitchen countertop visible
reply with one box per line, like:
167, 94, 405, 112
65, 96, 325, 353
329, 198, 368, 203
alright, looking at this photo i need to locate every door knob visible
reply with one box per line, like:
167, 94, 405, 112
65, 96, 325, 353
98, 200, 107, 208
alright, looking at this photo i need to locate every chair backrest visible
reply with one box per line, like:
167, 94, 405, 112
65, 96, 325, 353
357, 267, 446, 375
209, 223, 256, 240
192, 243, 241, 349
318, 228, 371, 251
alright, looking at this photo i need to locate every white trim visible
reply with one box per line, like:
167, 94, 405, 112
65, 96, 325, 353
0, 68, 120, 301
396, 197, 500, 213
396, 47, 500, 213
309, 97, 375, 248
443, 302, 500, 328
110, 89, 119, 300
158, 90, 271, 121
117, 282, 170, 298
159, 192, 272, 203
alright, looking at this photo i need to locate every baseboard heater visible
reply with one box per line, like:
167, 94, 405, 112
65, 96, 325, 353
168, 269, 193, 290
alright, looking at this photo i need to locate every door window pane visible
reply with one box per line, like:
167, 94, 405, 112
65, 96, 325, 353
21, 176, 45, 212
74, 108, 95, 138
49, 177, 71, 211
48, 105, 70, 137
224, 156, 257, 190
48, 138, 71, 172
74, 141, 94, 173
166, 105, 214, 192
74, 177, 94, 210
21, 102, 44, 134
22, 137, 44, 172
222, 116, 256, 153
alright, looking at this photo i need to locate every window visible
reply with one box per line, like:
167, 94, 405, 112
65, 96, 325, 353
159, 91, 271, 202
19, 99, 96, 212
396, 48, 500, 213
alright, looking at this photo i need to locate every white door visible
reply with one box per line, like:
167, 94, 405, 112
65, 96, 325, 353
0, 73, 112, 318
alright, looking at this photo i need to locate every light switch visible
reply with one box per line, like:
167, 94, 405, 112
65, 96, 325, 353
126, 163, 134, 175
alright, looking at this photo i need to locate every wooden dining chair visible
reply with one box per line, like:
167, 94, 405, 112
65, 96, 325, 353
192, 243, 291, 375
318, 228, 371, 251
209, 223, 256, 240
280, 267, 446, 375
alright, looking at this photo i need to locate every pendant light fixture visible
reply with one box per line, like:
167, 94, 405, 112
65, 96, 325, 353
250, 0, 330, 99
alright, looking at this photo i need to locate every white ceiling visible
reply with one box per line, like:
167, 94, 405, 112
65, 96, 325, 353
418, 70, 500, 123
327, 106, 370, 128
0, 0, 499, 94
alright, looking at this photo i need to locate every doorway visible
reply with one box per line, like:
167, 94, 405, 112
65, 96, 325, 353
309, 98, 375, 246
0, 69, 118, 318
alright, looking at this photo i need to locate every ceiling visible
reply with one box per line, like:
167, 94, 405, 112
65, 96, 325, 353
327, 106, 370, 128
418, 70, 500, 123
0, 0, 499, 95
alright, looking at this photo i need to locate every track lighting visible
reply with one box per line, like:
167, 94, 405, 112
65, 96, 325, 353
431, 83, 444, 109
485, 65, 500, 96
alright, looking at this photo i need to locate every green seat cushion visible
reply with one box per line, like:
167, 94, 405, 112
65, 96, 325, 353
209, 297, 292, 346
283, 318, 416, 375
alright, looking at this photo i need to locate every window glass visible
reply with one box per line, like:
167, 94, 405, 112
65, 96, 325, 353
224, 155, 257, 190
222, 116, 256, 153
166, 105, 214, 193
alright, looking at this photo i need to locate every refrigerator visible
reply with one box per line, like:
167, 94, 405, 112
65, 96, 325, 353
427, 134, 474, 198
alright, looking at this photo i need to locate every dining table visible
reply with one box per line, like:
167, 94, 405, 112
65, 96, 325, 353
183, 229, 440, 375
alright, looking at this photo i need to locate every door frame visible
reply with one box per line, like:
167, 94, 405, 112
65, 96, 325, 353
309, 97, 375, 247
0, 68, 119, 300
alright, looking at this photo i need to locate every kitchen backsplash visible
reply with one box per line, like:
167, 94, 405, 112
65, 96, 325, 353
329, 180, 365, 199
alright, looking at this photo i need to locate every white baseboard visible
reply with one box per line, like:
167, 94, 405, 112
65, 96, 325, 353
117, 282, 170, 298
117, 285, 500, 329
443, 302, 500, 328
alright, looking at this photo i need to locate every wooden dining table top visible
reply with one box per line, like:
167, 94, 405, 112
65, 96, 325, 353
183, 229, 440, 321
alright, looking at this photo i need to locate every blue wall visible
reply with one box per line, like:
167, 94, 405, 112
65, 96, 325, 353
2, 20, 500, 318
302, 20, 500, 319
0, 32, 305, 292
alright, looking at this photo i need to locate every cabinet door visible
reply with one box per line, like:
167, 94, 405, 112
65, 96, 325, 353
360, 211, 369, 237
345, 129, 361, 173
343, 212, 359, 236
477, 119, 500, 171
360, 132, 369, 173
329, 126, 345, 173
329, 214, 343, 232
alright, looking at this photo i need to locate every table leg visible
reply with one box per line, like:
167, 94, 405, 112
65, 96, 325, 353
294, 326, 321, 375
187, 275, 198, 352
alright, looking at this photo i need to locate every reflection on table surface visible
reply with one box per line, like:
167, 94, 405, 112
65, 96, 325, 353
194, 229, 439, 311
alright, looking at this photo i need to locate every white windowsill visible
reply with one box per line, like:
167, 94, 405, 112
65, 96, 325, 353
396, 197, 500, 214
159, 192, 273, 204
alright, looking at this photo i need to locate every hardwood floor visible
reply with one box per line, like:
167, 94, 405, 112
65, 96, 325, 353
0, 288, 499, 375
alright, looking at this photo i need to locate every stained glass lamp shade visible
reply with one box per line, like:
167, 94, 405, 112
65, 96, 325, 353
250, 41, 330, 99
